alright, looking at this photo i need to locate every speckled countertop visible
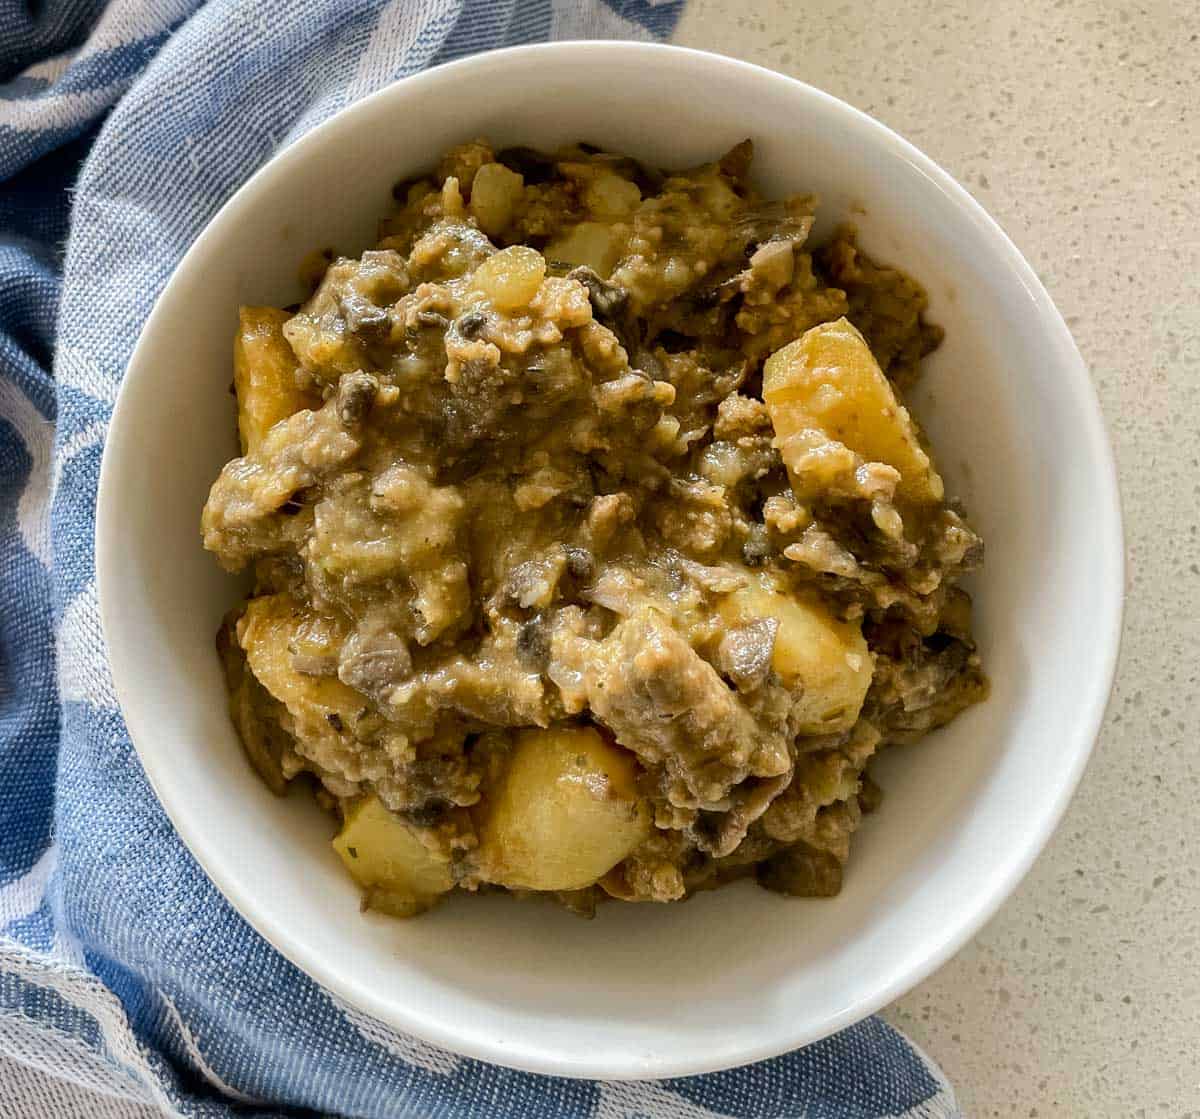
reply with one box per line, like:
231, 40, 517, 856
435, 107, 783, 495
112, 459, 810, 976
674, 1, 1198, 1114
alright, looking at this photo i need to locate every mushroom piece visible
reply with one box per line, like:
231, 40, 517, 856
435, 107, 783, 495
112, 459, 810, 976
335, 371, 379, 427
337, 625, 412, 703
716, 617, 780, 692
691, 771, 793, 858
756, 841, 844, 897
566, 265, 629, 323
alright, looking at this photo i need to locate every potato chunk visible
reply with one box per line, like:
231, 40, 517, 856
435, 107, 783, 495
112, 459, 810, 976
763, 317, 943, 503
584, 174, 641, 218
333, 796, 452, 916
233, 307, 319, 453
543, 221, 621, 278
471, 244, 546, 311
469, 161, 524, 238
719, 574, 874, 734
476, 725, 652, 892
237, 594, 361, 743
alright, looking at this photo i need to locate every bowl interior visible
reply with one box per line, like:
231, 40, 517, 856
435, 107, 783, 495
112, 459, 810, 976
97, 43, 1122, 1078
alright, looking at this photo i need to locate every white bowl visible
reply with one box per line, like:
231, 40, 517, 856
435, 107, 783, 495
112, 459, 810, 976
97, 42, 1123, 1079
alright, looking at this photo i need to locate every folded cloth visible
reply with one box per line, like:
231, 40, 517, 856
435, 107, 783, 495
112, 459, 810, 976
0, 2, 962, 1115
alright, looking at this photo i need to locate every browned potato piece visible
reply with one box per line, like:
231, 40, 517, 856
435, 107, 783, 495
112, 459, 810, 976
719, 573, 874, 734
234, 307, 320, 453
763, 316, 943, 503
476, 725, 652, 892
217, 612, 289, 795
237, 594, 360, 747
333, 796, 453, 917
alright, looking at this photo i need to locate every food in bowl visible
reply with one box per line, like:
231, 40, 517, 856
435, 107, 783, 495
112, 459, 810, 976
201, 138, 988, 918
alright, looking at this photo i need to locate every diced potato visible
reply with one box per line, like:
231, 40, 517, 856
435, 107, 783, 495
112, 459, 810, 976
763, 317, 943, 503
543, 221, 621, 278
471, 244, 545, 311
281, 310, 366, 382
469, 161, 524, 238
286, 609, 349, 674
233, 307, 319, 453
584, 174, 641, 218
436, 140, 494, 193
719, 573, 874, 734
237, 594, 362, 740
217, 613, 289, 795
333, 796, 453, 917
476, 725, 652, 892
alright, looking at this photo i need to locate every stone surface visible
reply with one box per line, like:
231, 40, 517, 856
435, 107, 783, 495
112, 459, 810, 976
674, 1, 1198, 1114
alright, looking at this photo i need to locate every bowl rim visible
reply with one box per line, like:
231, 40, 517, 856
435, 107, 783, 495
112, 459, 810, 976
96, 39, 1125, 1079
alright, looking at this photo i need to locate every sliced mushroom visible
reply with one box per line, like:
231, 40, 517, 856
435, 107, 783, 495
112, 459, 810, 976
340, 291, 390, 337
716, 617, 780, 692
567, 265, 629, 322
691, 772, 793, 858
337, 625, 412, 703
756, 841, 843, 897
336, 371, 379, 427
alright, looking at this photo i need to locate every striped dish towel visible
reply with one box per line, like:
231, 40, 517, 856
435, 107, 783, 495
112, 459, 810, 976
0, 2, 961, 1115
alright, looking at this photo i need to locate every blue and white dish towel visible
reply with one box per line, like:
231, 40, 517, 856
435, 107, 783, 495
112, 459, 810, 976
0, 2, 961, 1115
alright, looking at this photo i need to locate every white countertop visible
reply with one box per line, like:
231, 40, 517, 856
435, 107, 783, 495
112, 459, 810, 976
675, 1, 1198, 1114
